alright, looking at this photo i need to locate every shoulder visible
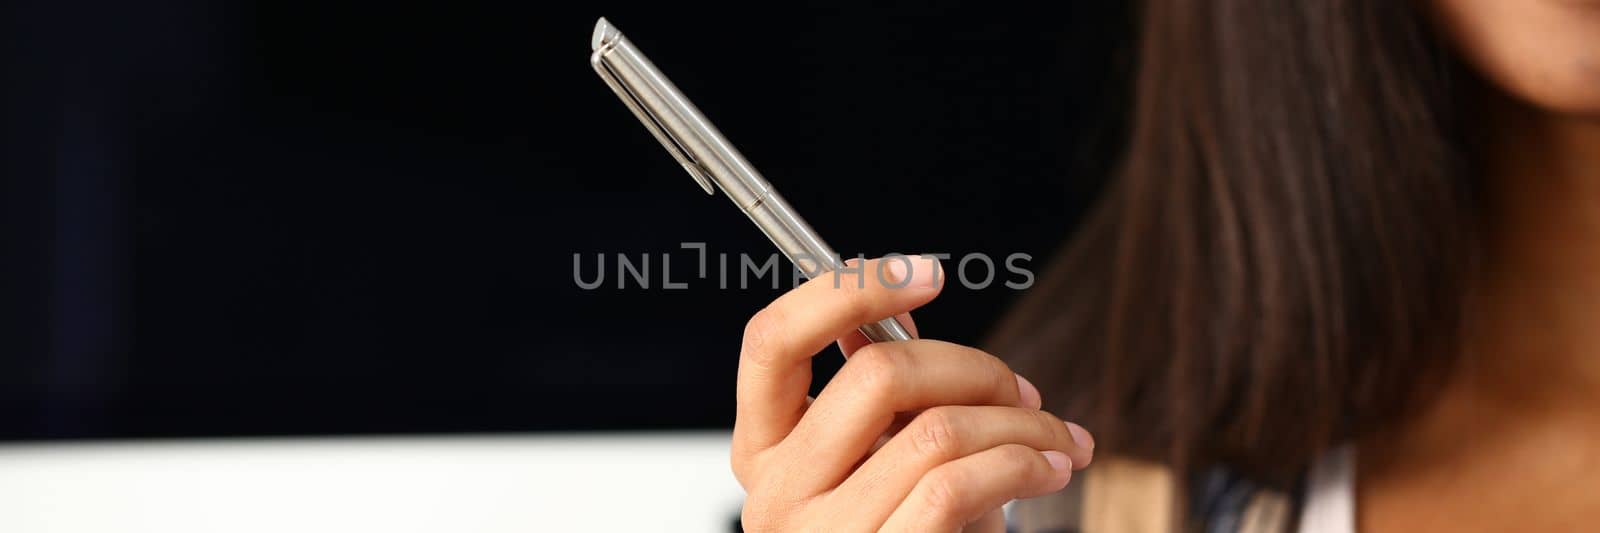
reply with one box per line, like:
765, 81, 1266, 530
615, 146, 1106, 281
1007, 456, 1298, 533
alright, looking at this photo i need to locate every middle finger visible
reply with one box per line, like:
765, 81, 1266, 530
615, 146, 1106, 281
771, 339, 1031, 492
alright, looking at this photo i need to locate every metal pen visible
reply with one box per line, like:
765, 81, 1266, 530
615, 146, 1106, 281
589, 17, 914, 344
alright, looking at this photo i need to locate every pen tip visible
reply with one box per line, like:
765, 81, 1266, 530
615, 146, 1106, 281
592, 17, 617, 51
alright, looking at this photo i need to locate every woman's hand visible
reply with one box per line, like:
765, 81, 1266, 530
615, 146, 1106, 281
732, 257, 1094, 532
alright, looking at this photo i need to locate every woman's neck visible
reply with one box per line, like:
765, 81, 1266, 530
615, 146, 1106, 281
1356, 94, 1600, 533
1469, 95, 1600, 414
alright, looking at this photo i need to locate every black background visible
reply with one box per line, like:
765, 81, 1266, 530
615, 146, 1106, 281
1, 1, 1129, 440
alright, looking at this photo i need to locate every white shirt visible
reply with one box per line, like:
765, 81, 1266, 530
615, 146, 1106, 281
1297, 445, 1357, 533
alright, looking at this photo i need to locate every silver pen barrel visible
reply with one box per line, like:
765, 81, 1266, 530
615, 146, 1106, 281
590, 17, 913, 344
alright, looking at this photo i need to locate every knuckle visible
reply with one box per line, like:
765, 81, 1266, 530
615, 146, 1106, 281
985, 441, 1049, 486
993, 444, 1052, 486
1027, 409, 1068, 442
919, 468, 969, 518
843, 343, 905, 395
819, 266, 879, 320
977, 352, 1016, 399
844, 274, 879, 311
908, 407, 963, 459
739, 497, 781, 532
740, 306, 787, 366
739, 479, 797, 532
998, 444, 1043, 471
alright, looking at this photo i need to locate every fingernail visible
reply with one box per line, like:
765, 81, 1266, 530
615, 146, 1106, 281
1042, 450, 1073, 476
884, 256, 939, 289
1065, 422, 1095, 451
1015, 374, 1042, 409
914, 256, 941, 288
886, 258, 911, 286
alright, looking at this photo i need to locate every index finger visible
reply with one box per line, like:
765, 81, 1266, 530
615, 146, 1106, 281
733, 256, 943, 457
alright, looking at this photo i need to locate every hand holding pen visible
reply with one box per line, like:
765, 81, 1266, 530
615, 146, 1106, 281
590, 18, 1094, 531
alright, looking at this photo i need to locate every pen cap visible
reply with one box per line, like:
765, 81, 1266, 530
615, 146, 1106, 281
590, 18, 773, 211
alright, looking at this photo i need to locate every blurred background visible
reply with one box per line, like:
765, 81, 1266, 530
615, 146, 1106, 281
1, 0, 1128, 530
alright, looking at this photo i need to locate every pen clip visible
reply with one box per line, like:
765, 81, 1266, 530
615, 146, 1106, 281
591, 46, 716, 195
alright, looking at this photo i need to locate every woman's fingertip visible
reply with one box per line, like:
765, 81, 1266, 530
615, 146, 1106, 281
1065, 421, 1096, 452
882, 256, 939, 290
1043, 450, 1072, 471
885, 257, 910, 285
1041, 450, 1074, 488
1015, 374, 1043, 409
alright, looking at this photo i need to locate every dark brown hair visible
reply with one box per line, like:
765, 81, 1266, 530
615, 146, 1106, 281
988, 0, 1480, 485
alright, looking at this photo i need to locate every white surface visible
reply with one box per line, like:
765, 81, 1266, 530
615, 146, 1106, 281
0, 431, 745, 532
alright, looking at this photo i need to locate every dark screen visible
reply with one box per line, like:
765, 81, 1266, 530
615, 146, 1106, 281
0, 1, 1129, 439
